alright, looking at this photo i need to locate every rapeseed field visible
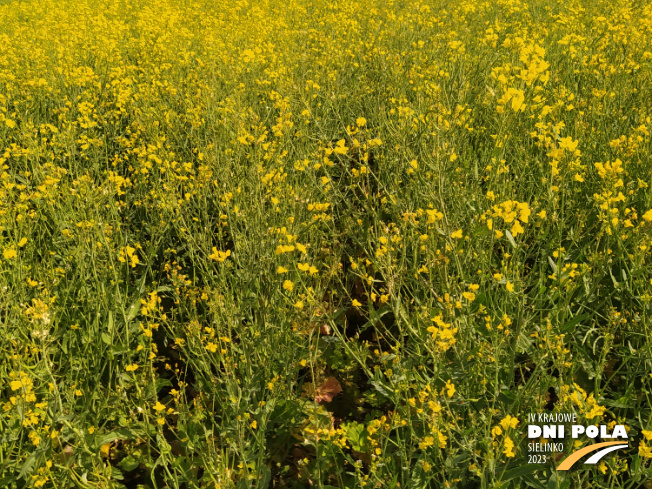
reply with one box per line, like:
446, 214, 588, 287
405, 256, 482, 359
1, 0, 652, 487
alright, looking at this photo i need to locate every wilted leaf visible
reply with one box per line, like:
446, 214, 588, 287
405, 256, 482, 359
314, 377, 342, 403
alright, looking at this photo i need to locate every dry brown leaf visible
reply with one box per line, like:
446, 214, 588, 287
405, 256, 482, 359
314, 377, 342, 403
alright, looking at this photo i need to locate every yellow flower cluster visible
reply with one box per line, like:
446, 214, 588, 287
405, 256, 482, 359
483, 200, 531, 238
426, 315, 458, 352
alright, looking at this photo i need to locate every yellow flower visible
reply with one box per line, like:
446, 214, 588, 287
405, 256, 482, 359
3, 248, 17, 259
503, 436, 516, 457
356, 117, 367, 127
209, 248, 231, 262
153, 401, 166, 412
450, 229, 463, 239
419, 436, 434, 450
125, 364, 138, 372
352, 299, 362, 307
18, 238, 28, 247
241, 49, 255, 62
28, 431, 40, 447
500, 415, 519, 430
283, 280, 293, 292
277, 266, 288, 273
436, 430, 447, 448
510, 220, 524, 236
640, 440, 652, 458
643, 209, 652, 222
100, 443, 111, 458
333, 139, 349, 155
206, 342, 217, 353
506, 281, 514, 292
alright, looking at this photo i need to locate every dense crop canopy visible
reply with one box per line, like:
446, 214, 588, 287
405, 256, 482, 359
1, 0, 652, 487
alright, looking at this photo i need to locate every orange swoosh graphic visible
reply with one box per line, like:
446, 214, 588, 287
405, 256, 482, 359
557, 441, 627, 470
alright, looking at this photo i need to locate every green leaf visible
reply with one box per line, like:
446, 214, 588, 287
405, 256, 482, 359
259, 465, 271, 489
601, 398, 631, 409
505, 229, 517, 249
473, 224, 491, 238
0, 477, 18, 487
370, 380, 392, 398
126, 298, 140, 322
452, 453, 470, 465
560, 313, 590, 333
499, 463, 540, 482
497, 389, 517, 406
101, 332, 112, 345
546, 472, 559, 489
111, 466, 124, 480
516, 331, 534, 353
154, 378, 173, 394
18, 451, 39, 479
343, 422, 368, 452
111, 344, 129, 355
97, 430, 133, 448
